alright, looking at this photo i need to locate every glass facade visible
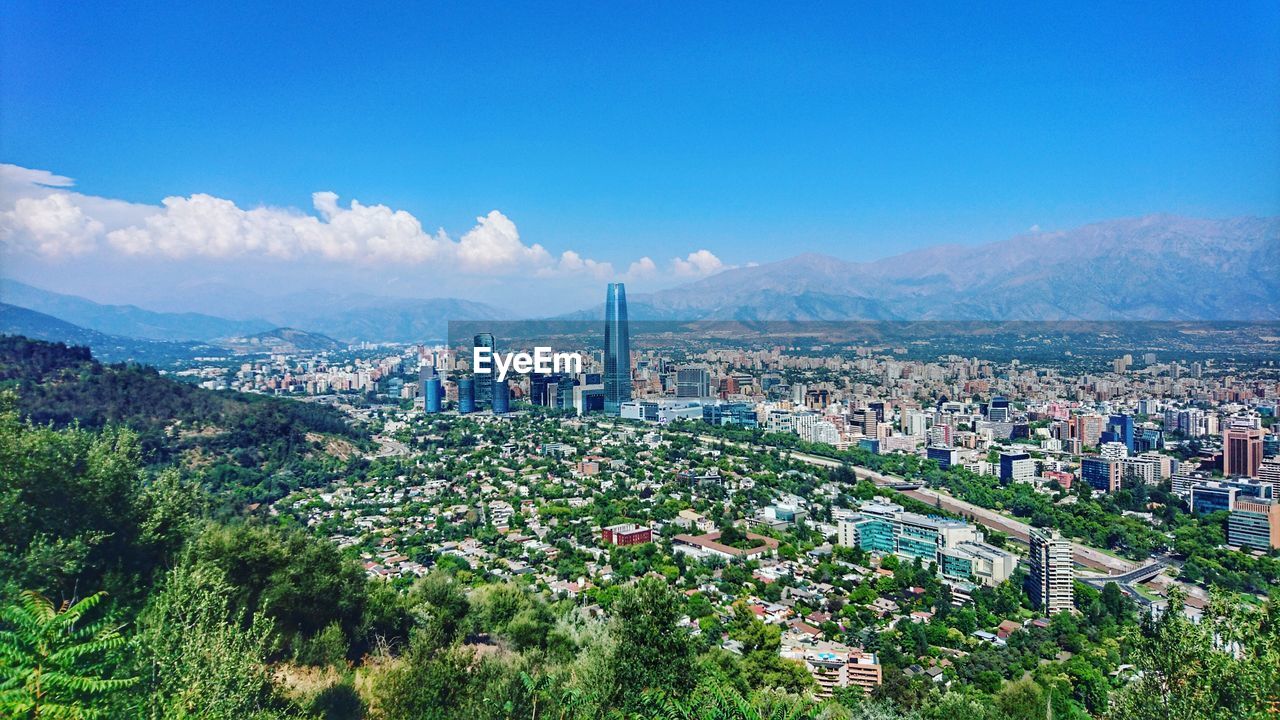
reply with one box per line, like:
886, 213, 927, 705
457, 376, 475, 414
492, 380, 510, 414
472, 333, 495, 411
423, 372, 442, 413
603, 282, 632, 414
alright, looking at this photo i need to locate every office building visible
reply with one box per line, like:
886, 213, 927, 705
1224, 426, 1264, 478
676, 366, 711, 398
1259, 458, 1280, 489
987, 396, 1010, 423
1101, 414, 1135, 453
1188, 478, 1274, 514
421, 365, 442, 414
471, 333, 495, 410
1228, 499, 1280, 550
999, 451, 1032, 483
927, 446, 960, 470
492, 380, 510, 414
1081, 456, 1120, 493
603, 283, 632, 414
529, 373, 562, 407
940, 541, 1019, 587
837, 499, 1016, 587
1028, 527, 1073, 615
852, 408, 877, 437
457, 376, 475, 414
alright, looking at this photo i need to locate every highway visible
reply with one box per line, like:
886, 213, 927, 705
690, 433, 1135, 574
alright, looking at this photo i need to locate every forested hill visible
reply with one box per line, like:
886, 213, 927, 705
0, 335, 368, 502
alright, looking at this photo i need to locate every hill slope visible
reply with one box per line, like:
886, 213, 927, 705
0, 303, 217, 364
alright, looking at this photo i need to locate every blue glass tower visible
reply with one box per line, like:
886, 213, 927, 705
1102, 414, 1135, 452
492, 381, 510, 414
422, 366, 442, 413
472, 333, 495, 410
457, 376, 475, 414
603, 282, 631, 415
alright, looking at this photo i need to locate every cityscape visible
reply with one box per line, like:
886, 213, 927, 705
2, 3, 1280, 720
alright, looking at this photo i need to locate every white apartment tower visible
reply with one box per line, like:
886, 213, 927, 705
1028, 527, 1074, 615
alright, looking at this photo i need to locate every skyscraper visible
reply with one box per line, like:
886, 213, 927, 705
421, 364, 442, 414
1224, 426, 1264, 478
492, 380, 510, 414
472, 333, 495, 411
457, 376, 475, 414
603, 282, 631, 414
1028, 527, 1073, 615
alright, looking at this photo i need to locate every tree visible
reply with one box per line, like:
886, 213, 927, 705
1108, 588, 1280, 720
132, 561, 285, 720
609, 577, 698, 710
0, 590, 137, 719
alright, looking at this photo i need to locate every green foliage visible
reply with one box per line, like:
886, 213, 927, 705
186, 523, 386, 659
1107, 588, 1280, 720
131, 560, 286, 719
0, 590, 137, 719
0, 392, 195, 602
609, 577, 698, 712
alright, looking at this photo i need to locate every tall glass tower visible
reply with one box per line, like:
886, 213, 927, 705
472, 333, 495, 411
603, 282, 631, 414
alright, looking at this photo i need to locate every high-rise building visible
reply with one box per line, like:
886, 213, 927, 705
1028, 527, 1073, 615
421, 364, 442, 414
492, 381, 510, 414
676, 367, 711, 398
603, 283, 632, 414
1229, 499, 1280, 550
987, 396, 1010, 423
1070, 413, 1105, 447
529, 373, 561, 407
1101, 414, 1135, 453
1081, 456, 1121, 493
852, 408, 877, 437
457, 376, 475, 414
999, 451, 1032, 483
472, 333, 495, 411
1223, 426, 1264, 478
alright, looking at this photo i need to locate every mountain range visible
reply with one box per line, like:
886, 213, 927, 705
3, 214, 1277, 353
618, 215, 1280, 321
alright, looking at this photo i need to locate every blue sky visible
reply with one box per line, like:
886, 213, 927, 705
2, 2, 1278, 313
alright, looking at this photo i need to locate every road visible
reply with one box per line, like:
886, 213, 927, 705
371, 434, 411, 458
692, 434, 1134, 574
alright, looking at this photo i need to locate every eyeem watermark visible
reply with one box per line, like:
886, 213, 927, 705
474, 346, 582, 382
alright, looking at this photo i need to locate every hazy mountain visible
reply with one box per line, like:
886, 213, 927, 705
0, 279, 274, 341
286, 296, 511, 343
0, 303, 215, 364
216, 327, 344, 354
628, 215, 1280, 321
0, 280, 511, 344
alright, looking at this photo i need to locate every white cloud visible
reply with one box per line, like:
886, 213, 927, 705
625, 256, 658, 280
0, 193, 104, 257
0, 164, 731, 286
0, 163, 619, 277
670, 249, 725, 277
